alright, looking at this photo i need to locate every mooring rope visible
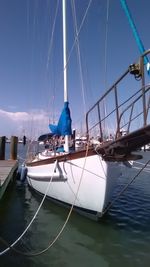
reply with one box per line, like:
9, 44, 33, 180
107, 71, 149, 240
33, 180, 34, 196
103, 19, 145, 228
102, 159, 150, 215
0, 143, 90, 256
0, 160, 58, 256
2, 143, 148, 256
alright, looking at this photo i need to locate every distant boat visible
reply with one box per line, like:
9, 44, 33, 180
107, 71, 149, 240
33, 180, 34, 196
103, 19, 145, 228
140, 144, 150, 151
25, 1, 150, 220
6, 138, 11, 143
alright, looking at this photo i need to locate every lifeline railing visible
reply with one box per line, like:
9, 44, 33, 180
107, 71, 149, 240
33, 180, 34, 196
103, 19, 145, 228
86, 50, 150, 142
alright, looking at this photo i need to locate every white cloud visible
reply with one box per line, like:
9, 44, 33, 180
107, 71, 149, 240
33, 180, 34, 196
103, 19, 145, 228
0, 109, 30, 121
0, 108, 51, 139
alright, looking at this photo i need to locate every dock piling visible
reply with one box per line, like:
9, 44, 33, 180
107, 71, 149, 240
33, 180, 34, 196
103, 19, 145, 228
10, 136, 18, 160
0, 136, 6, 160
0, 135, 19, 200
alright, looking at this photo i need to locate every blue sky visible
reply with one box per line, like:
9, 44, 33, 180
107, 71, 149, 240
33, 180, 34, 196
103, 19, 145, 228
0, 0, 149, 139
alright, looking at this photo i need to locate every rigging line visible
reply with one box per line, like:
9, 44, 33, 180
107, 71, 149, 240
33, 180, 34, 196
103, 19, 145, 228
46, 0, 59, 70
134, 161, 150, 167
65, 160, 105, 180
26, 0, 30, 39
53, 0, 93, 97
0, 160, 58, 256
27, 0, 39, 119
95, 145, 107, 178
0, 143, 91, 257
103, 0, 110, 134
104, 0, 109, 91
71, 0, 87, 118
65, 0, 92, 71
46, 0, 59, 122
102, 159, 150, 216
132, 167, 150, 174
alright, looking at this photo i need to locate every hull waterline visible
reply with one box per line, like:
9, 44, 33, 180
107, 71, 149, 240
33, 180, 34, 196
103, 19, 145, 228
26, 154, 121, 219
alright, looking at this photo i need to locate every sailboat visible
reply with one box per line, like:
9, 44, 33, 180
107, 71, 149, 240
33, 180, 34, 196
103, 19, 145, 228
25, 0, 150, 220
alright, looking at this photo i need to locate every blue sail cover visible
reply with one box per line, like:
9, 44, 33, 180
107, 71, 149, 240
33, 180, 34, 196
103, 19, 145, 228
49, 102, 72, 136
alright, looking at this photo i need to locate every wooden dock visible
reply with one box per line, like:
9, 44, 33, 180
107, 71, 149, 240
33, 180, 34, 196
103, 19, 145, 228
0, 160, 18, 200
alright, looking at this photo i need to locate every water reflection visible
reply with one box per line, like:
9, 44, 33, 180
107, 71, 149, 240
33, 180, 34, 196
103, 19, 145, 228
0, 152, 150, 266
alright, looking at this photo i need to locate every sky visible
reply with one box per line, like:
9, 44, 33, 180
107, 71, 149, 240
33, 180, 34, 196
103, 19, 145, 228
0, 0, 149, 139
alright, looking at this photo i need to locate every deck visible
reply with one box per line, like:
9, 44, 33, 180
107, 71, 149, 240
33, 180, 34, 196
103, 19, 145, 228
0, 160, 18, 200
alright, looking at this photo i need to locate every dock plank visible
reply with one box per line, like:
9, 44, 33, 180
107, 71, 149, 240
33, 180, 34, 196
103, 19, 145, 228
0, 160, 18, 199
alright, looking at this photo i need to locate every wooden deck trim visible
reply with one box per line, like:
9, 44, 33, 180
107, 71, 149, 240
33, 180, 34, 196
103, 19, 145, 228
26, 125, 150, 167
26, 147, 95, 167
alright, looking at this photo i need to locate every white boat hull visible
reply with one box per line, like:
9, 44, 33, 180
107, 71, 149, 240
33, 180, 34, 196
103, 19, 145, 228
26, 154, 121, 219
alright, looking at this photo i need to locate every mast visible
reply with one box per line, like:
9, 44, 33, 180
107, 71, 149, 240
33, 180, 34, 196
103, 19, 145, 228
62, 0, 69, 152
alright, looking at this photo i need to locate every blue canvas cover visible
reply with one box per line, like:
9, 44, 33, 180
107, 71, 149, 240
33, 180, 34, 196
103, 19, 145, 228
49, 102, 72, 136
120, 0, 150, 75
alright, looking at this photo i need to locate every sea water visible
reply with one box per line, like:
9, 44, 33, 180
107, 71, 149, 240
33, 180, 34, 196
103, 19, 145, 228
0, 145, 150, 267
